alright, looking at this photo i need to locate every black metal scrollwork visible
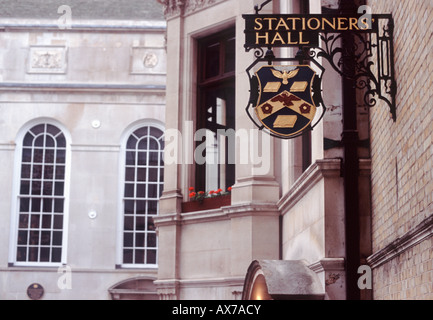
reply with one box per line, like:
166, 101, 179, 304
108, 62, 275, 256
310, 15, 396, 121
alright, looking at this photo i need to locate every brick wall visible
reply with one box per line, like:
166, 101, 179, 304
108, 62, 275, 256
368, 0, 433, 299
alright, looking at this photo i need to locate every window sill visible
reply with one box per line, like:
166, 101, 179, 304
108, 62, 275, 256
181, 194, 231, 213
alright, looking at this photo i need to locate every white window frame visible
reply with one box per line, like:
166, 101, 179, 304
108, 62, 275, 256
9, 118, 71, 268
116, 120, 164, 269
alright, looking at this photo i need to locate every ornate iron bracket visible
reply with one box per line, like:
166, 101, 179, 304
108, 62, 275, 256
254, 0, 273, 14
309, 15, 397, 121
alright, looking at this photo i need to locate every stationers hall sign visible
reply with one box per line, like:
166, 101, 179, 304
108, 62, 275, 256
243, 1, 396, 139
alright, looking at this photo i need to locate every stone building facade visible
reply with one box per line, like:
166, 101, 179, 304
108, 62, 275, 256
367, 0, 433, 300
0, 1, 167, 299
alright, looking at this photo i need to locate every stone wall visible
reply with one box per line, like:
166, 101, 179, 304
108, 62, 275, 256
368, 0, 433, 300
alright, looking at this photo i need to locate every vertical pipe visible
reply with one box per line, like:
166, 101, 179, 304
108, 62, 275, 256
339, 0, 362, 300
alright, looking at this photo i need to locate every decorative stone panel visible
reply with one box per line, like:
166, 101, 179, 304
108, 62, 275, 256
27, 46, 68, 74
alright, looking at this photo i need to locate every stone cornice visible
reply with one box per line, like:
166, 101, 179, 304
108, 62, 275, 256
367, 210, 433, 269
277, 159, 342, 214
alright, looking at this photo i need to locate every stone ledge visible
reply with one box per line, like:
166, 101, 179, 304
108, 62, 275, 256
367, 209, 433, 269
277, 159, 342, 214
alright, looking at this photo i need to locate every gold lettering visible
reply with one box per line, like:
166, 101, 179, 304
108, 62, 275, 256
349, 17, 360, 30
276, 18, 290, 30
322, 17, 336, 30
271, 32, 285, 45
302, 17, 307, 30
264, 17, 277, 29
307, 18, 321, 30
256, 32, 269, 45
299, 32, 309, 45
338, 17, 348, 30
286, 17, 301, 30
254, 18, 263, 31
287, 32, 297, 45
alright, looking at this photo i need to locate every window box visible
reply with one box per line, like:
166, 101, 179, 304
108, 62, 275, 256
181, 194, 231, 213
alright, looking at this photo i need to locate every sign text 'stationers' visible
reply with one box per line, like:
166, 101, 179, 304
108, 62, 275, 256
243, 14, 378, 48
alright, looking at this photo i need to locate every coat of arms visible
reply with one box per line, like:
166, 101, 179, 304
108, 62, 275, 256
254, 65, 317, 139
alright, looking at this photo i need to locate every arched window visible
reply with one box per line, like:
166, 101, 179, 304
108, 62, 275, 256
121, 125, 164, 267
12, 123, 69, 266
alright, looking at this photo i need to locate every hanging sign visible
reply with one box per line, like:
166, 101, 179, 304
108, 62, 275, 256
243, 14, 378, 49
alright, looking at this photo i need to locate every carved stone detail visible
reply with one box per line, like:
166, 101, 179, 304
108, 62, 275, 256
28, 46, 67, 74
158, 0, 224, 18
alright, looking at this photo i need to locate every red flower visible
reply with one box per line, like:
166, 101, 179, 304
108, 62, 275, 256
198, 191, 205, 195
209, 190, 215, 195
227, 187, 232, 192
189, 187, 195, 191
189, 192, 196, 198
216, 188, 223, 193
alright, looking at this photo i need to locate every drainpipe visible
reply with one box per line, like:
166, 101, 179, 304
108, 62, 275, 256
339, 0, 362, 300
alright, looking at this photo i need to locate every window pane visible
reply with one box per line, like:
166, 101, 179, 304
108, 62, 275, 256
148, 201, 158, 215
149, 127, 163, 140
136, 217, 145, 231
30, 214, 40, 228
54, 199, 64, 213
52, 248, 62, 263
135, 250, 145, 264
148, 184, 158, 199
147, 233, 157, 248
54, 182, 64, 196
31, 198, 41, 213
19, 214, 29, 228
20, 181, 30, 195
52, 231, 63, 246
41, 231, 51, 245
56, 150, 66, 164
135, 233, 145, 247
125, 167, 135, 182
123, 250, 133, 264
40, 247, 50, 262
136, 201, 146, 215
124, 200, 134, 214
43, 199, 53, 213
148, 168, 159, 182
136, 168, 147, 181
22, 148, 32, 163
225, 37, 236, 73
53, 215, 63, 230
45, 136, 55, 148
42, 215, 52, 229
137, 151, 147, 166
147, 250, 157, 265
17, 231, 28, 245
17, 247, 27, 261
124, 184, 135, 198
124, 216, 134, 231
20, 198, 30, 213
136, 184, 146, 198
124, 233, 133, 247
205, 42, 220, 79
55, 165, 65, 180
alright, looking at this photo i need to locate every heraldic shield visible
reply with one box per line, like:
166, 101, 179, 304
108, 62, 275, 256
255, 65, 317, 139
